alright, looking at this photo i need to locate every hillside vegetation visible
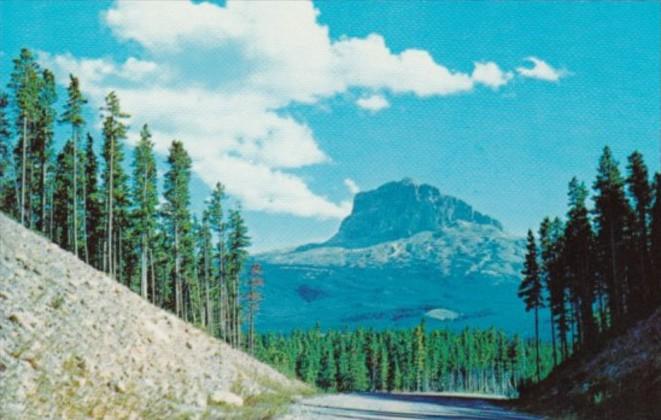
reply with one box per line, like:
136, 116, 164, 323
516, 308, 661, 419
0, 213, 310, 419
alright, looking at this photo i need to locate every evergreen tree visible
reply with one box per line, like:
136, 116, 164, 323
0, 91, 13, 213
131, 124, 158, 299
59, 75, 86, 256
207, 182, 227, 340
198, 210, 214, 332
246, 263, 264, 354
651, 173, 661, 304
538, 218, 557, 366
34, 69, 57, 234
413, 322, 426, 391
318, 339, 337, 391
52, 140, 75, 249
225, 206, 250, 347
8, 48, 41, 225
83, 133, 102, 267
163, 140, 193, 319
378, 342, 390, 391
100, 92, 130, 280
518, 229, 543, 381
625, 151, 652, 312
592, 146, 632, 325
565, 178, 597, 347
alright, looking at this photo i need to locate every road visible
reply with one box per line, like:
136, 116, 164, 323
281, 392, 540, 419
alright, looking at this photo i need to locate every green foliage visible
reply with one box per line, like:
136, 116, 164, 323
100, 91, 130, 281
256, 323, 554, 395
523, 145, 661, 404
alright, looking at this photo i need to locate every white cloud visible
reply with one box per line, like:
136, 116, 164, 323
516, 57, 567, 82
39, 0, 559, 220
356, 94, 390, 112
344, 178, 360, 195
471, 61, 513, 89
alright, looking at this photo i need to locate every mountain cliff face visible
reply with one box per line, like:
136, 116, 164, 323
257, 179, 534, 335
323, 178, 502, 249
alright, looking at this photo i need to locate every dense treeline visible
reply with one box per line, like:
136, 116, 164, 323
518, 146, 661, 379
255, 323, 553, 395
0, 48, 264, 350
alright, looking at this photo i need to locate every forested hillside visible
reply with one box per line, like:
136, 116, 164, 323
514, 147, 661, 417
0, 48, 261, 352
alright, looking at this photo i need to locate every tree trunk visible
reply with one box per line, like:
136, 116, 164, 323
534, 307, 540, 382
174, 223, 181, 317
107, 134, 114, 278
149, 247, 156, 304
141, 234, 148, 299
73, 127, 78, 257
40, 142, 47, 234
20, 116, 27, 225
550, 310, 557, 367
204, 242, 213, 333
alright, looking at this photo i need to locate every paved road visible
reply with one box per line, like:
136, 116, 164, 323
281, 392, 540, 419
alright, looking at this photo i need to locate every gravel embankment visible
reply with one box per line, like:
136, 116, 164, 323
0, 213, 309, 419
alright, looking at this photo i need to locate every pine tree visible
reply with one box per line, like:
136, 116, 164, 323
378, 342, 390, 391
0, 91, 13, 213
538, 218, 558, 366
131, 124, 158, 300
625, 151, 652, 312
318, 339, 337, 391
198, 210, 214, 332
207, 183, 227, 340
83, 133, 102, 267
246, 263, 264, 354
651, 173, 661, 304
163, 140, 193, 319
565, 178, 597, 347
59, 75, 87, 256
100, 92, 130, 280
225, 206, 250, 347
52, 140, 76, 249
593, 147, 632, 325
34, 69, 57, 234
518, 229, 543, 381
8, 48, 41, 226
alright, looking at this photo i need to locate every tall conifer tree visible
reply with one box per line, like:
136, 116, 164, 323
593, 147, 632, 325
8, 48, 41, 225
100, 92, 130, 279
60, 75, 86, 256
518, 229, 543, 381
163, 140, 193, 318
131, 124, 158, 299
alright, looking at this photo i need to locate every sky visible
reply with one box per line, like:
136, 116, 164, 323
1, 0, 659, 252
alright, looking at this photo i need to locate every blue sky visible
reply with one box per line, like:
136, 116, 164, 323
1, 1, 659, 251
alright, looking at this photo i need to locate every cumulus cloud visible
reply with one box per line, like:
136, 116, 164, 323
471, 61, 513, 89
516, 57, 567, 82
356, 94, 390, 112
39, 0, 561, 219
344, 178, 360, 195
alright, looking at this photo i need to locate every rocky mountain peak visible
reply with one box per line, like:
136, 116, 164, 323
325, 178, 502, 248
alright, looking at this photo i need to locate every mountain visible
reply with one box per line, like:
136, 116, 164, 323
324, 178, 502, 249
0, 213, 309, 419
257, 179, 537, 335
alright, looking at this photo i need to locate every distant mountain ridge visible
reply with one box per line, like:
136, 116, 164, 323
256, 178, 533, 335
320, 178, 502, 249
